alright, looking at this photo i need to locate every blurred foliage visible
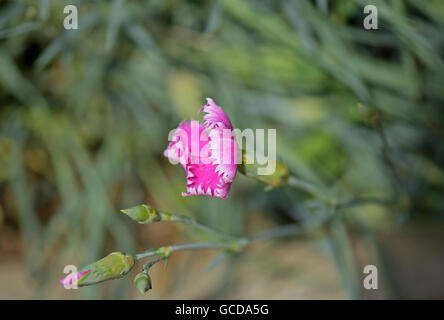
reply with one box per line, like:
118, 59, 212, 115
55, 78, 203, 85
0, 0, 443, 299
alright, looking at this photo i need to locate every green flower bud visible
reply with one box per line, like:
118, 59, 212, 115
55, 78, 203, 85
121, 204, 161, 224
239, 150, 290, 187
134, 272, 152, 294
77, 252, 135, 287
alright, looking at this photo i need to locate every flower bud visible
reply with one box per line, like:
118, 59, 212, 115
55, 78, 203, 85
61, 252, 135, 287
239, 150, 290, 187
121, 204, 161, 224
60, 269, 91, 288
134, 272, 152, 294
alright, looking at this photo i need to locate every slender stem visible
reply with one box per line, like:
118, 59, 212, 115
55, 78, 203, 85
189, 222, 233, 239
135, 249, 159, 261
287, 175, 328, 198
135, 241, 237, 261
248, 224, 303, 242
135, 223, 305, 262
160, 211, 231, 239
286, 177, 395, 210
335, 196, 394, 210
142, 257, 163, 271
169, 241, 236, 251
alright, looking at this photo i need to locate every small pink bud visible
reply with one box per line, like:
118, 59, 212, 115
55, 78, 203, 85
60, 252, 135, 288
60, 269, 90, 287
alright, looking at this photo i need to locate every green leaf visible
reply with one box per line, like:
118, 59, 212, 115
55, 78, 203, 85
206, 252, 229, 272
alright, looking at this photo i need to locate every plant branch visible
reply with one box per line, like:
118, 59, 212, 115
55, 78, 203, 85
160, 211, 233, 239
135, 223, 305, 263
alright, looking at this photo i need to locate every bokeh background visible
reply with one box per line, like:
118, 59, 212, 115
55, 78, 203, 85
1, 0, 444, 299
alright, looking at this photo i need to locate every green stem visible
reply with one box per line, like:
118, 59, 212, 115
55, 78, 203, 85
160, 211, 232, 239
248, 224, 303, 242
287, 176, 395, 209
135, 223, 304, 262
142, 257, 163, 271
286, 176, 335, 201
135, 241, 241, 262
335, 196, 395, 209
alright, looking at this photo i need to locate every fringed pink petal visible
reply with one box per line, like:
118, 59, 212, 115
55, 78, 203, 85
200, 97, 233, 130
206, 128, 239, 184
182, 162, 232, 199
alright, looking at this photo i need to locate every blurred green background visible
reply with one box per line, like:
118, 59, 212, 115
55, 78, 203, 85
1, 0, 444, 299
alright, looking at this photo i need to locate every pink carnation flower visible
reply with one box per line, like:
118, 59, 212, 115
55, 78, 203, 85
164, 98, 239, 199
